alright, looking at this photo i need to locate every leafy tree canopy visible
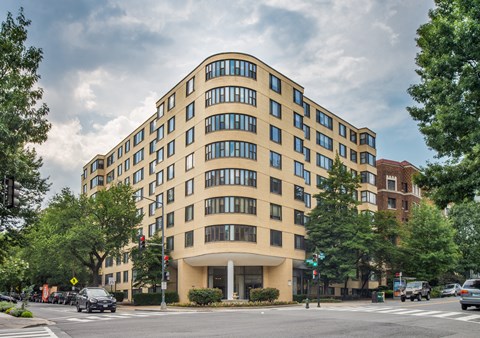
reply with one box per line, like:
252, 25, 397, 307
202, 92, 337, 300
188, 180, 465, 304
407, 0, 480, 208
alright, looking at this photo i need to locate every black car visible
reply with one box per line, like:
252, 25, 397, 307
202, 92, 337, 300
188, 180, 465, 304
63, 291, 78, 305
76, 287, 116, 313
0, 294, 17, 303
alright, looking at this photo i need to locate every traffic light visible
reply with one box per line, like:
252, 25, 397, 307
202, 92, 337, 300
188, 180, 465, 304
4, 177, 21, 209
163, 255, 169, 269
313, 270, 318, 280
164, 271, 170, 281
312, 253, 318, 267
138, 235, 146, 251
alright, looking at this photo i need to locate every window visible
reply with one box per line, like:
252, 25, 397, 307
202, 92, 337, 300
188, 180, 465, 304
360, 152, 376, 166
270, 230, 282, 247
167, 164, 175, 180
339, 144, 347, 158
125, 140, 131, 153
185, 204, 194, 222
388, 198, 397, 209
293, 112, 303, 129
116, 272, 121, 283
133, 148, 144, 165
205, 86, 256, 107
304, 169, 311, 185
339, 123, 347, 137
185, 178, 194, 196
294, 136, 303, 153
361, 191, 377, 204
186, 127, 195, 146
294, 161, 304, 177
186, 77, 195, 95
402, 200, 409, 210
90, 175, 104, 189
360, 132, 376, 148
295, 235, 305, 250
157, 125, 164, 141
156, 170, 164, 186
185, 230, 194, 247
149, 202, 156, 216
270, 125, 282, 144
316, 132, 333, 150
270, 177, 282, 195
167, 211, 174, 227
168, 93, 175, 110
133, 188, 143, 201
167, 140, 175, 157
303, 124, 310, 140
133, 129, 144, 146
350, 130, 357, 144
205, 225, 257, 243
124, 158, 130, 171
205, 169, 257, 188
387, 179, 396, 190
156, 147, 164, 164
205, 141, 257, 161
270, 203, 282, 220
316, 110, 333, 129
167, 188, 175, 204
105, 257, 113, 268
205, 59, 257, 80
133, 168, 144, 184
106, 170, 115, 183
149, 160, 156, 175
166, 236, 174, 251
157, 103, 164, 119
294, 185, 304, 201
168, 117, 175, 134
350, 149, 357, 163
123, 271, 129, 283
270, 74, 281, 93
123, 252, 129, 264
149, 120, 156, 134
303, 102, 310, 117
270, 151, 281, 169
402, 182, 408, 192
117, 146, 123, 159
304, 193, 311, 208
360, 171, 376, 185
270, 100, 281, 118
316, 154, 333, 170
205, 197, 257, 215
107, 153, 115, 167
205, 113, 256, 134
185, 153, 194, 171
293, 88, 303, 105
149, 140, 156, 154
149, 181, 155, 196
303, 147, 311, 163
186, 102, 195, 121
294, 210, 305, 225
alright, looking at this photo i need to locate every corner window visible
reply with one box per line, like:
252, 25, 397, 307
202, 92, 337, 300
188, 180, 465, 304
186, 102, 195, 121
168, 93, 175, 111
270, 74, 281, 93
293, 88, 303, 105
186, 77, 195, 96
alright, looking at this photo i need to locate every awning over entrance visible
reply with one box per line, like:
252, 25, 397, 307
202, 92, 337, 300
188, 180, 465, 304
184, 252, 285, 267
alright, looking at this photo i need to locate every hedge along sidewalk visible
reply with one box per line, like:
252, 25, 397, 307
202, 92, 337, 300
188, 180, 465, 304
0, 311, 54, 330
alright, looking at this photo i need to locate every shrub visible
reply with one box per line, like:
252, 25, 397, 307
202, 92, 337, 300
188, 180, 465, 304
384, 290, 394, 299
0, 302, 14, 312
9, 308, 24, 317
430, 286, 442, 298
133, 291, 179, 305
111, 292, 125, 302
5, 307, 14, 314
187, 288, 222, 305
20, 311, 33, 318
249, 288, 279, 302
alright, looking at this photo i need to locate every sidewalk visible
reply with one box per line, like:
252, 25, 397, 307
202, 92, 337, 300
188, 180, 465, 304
0, 311, 54, 330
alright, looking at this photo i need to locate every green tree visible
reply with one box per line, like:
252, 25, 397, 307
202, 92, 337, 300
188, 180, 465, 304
0, 255, 29, 293
306, 155, 366, 293
407, 0, 480, 208
448, 201, 480, 277
0, 8, 51, 256
401, 201, 459, 282
371, 211, 403, 277
130, 234, 168, 292
37, 184, 142, 286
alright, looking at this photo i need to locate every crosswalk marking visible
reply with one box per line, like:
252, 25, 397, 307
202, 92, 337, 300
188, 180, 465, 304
0, 327, 57, 338
65, 311, 175, 323
318, 306, 480, 324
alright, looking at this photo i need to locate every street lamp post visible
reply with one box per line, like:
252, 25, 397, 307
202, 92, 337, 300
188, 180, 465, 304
134, 194, 166, 310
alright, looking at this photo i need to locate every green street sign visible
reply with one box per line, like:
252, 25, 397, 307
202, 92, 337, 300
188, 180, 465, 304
305, 259, 318, 267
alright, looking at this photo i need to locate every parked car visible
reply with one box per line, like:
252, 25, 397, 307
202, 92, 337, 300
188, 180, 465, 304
401, 281, 431, 302
0, 294, 17, 303
48, 292, 65, 304
76, 287, 116, 313
441, 283, 462, 297
460, 279, 480, 310
63, 291, 78, 305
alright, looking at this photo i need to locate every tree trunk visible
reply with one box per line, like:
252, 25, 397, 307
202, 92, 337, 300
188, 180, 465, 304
343, 277, 349, 300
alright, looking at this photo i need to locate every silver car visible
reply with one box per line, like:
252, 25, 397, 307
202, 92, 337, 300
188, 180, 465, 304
460, 279, 480, 310
441, 283, 462, 297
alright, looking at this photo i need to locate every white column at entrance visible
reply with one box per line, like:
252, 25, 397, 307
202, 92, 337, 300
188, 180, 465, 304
227, 260, 234, 300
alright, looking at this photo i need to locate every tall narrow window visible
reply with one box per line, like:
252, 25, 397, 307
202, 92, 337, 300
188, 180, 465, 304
270, 74, 281, 93
186, 77, 195, 96
168, 93, 175, 110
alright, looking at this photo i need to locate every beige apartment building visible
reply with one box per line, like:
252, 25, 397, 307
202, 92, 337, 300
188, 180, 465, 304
81, 52, 378, 302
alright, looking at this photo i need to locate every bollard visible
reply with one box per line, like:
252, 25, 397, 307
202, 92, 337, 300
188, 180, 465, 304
305, 298, 310, 309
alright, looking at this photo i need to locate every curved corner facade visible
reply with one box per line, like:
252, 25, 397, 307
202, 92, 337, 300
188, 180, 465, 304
81, 52, 378, 302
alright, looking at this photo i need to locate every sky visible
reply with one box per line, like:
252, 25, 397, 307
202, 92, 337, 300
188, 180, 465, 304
1, 0, 436, 203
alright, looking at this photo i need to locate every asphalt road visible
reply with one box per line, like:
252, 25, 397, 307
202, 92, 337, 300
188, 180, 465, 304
3, 297, 480, 338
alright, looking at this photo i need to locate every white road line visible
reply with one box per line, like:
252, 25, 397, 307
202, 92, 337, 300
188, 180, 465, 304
432, 312, 463, 318
411, 311, 443, 316
0, 327, 58, 338
454, 314, 480, 322
375, 308, 410, 313
391, 309, 425, 315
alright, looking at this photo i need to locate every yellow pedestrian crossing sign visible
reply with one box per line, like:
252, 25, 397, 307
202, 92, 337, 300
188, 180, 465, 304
70, 277, 78, 285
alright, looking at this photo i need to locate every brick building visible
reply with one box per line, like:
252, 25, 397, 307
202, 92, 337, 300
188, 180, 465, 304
376, 159, 422, 223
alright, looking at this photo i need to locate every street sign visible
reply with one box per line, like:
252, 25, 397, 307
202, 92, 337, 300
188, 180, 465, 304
319, 252, 326, 260
70, 277, 78, 286
108, 277, 115, 286
161, 282, 167, 290
305, 259, 318, 267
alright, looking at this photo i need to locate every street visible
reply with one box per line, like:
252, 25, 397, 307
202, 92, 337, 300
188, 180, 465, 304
0, 297, 479, 338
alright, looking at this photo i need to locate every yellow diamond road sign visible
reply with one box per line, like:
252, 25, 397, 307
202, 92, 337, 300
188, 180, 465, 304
70, 277, 78, 285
